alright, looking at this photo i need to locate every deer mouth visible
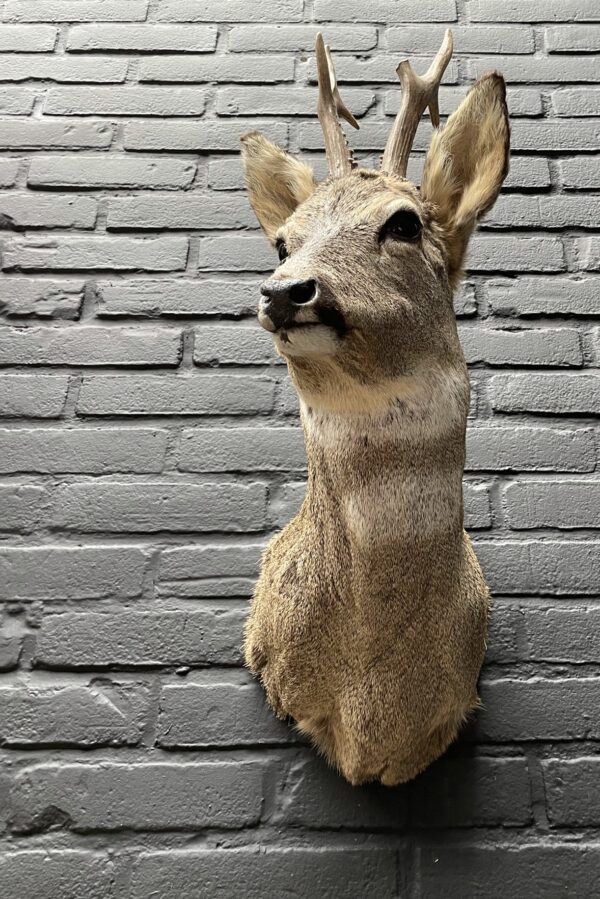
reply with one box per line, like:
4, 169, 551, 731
271, 309, 349, 357
259, 305, 348, 340
276, 322, 320, 342
273, 322, 344, 357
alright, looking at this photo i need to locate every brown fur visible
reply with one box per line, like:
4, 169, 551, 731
241, 72, 509, 786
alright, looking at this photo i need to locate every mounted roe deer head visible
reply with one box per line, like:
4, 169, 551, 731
241, 32, 509, 786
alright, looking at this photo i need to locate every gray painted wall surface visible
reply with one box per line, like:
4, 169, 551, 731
0, 1, 599, 896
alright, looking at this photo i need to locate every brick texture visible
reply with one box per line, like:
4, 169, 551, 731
0, 3, 598, 897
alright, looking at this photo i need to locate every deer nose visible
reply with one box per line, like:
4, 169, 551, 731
260, 278, 317, 306
259, 278, 318, 330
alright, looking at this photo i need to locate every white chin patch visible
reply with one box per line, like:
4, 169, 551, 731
274, 324, 340, 357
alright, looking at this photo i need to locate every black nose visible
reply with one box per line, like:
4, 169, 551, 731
260, 278, 317, 306
259, 278, 318, 330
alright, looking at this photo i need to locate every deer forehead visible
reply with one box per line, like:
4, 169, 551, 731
281, 170, 423, 242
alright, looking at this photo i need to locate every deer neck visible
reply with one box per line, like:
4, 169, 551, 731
294, 360, 470, 560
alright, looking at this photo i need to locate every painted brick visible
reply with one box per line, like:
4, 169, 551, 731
314, 0, 457, 22
575, 237, 600, 271
107, 193, 254, 230
464, 482, 494, 529
124, 119, 288, 152
10, 761, 267, 831
510, 120, 600, 152
0, 118, 113, 148
560, 156, 600, 190
139, 55, 295, 84
484, 604, 523, 664
460, 326, 582, 367
466, 426, 595, 472
469, 56, 599, 82
474, 541, 600, 595
0, 157, 19, 186
454, 283, 477, 317
485, 277, 600, 316
157, 0, 303, 22
478, 678, 600, 740
466, 236, 565, 273
552, 88, 600, 116
198, 234, 276, 271
229, 25, 378, 52
546, 25, 600, 53
0, 193, 96, 228
417, 844, 600, 899
505, 480, 600, 529
67, 24, 217, 51
95, 278, 258, 317
525, 607, 600, 663
194, 324, 281, 365
467, 0, 599, 22
386, 24, 534, 54
0, 25, 57, 51
158, 542, 262, 597
52, 481, 267, 532
179, 427, 306, 472
0, 634, 22, 671
28, 156, 196, 189
0, 374, 69, 417
0, 546, 148, 600
35, 607, 246, 667
0, 87, 35, 114
0, 852, 115, 899
544, 759, 600, 826
0, 682, 145, 746
3, 1, 149, 22
0, 326, 182, 366
483, 196, 600, 230
157, 672, 294, 747
1, 237, 189, 271
0, 485, 47, 531
45, 86, 207, 116
0, 427, 167, 473
78, 373, 275, 416
0, 279, 85, 318
0, 55, 127, 82
489, 373, 600, 415
129, 849, 397, 899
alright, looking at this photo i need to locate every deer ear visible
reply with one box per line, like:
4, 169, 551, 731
421, 72, 509, 286
241, 131, 317, 243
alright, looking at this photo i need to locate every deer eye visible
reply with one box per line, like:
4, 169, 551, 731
379, 209, 422, 243
276, 239, 288, 262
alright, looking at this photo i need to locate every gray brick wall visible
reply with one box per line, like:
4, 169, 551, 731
0, 0, 598, 896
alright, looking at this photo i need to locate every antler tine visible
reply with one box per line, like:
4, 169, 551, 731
381, 29, 453, 178
315, 32, 359, 179
324, 42, 360, 130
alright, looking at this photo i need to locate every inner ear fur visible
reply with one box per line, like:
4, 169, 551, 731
421, 71, 510, 285
241, 131, 317, 243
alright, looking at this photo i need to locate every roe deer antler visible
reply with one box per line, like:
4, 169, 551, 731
381, 29, 454, 178
315, 32, 359, 178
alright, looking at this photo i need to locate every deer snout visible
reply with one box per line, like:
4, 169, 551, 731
258, 278, 318, 332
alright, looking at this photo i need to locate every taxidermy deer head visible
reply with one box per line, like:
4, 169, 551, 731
241, 32, 509, 786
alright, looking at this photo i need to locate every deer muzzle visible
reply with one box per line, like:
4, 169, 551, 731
258, 278, 320, 332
